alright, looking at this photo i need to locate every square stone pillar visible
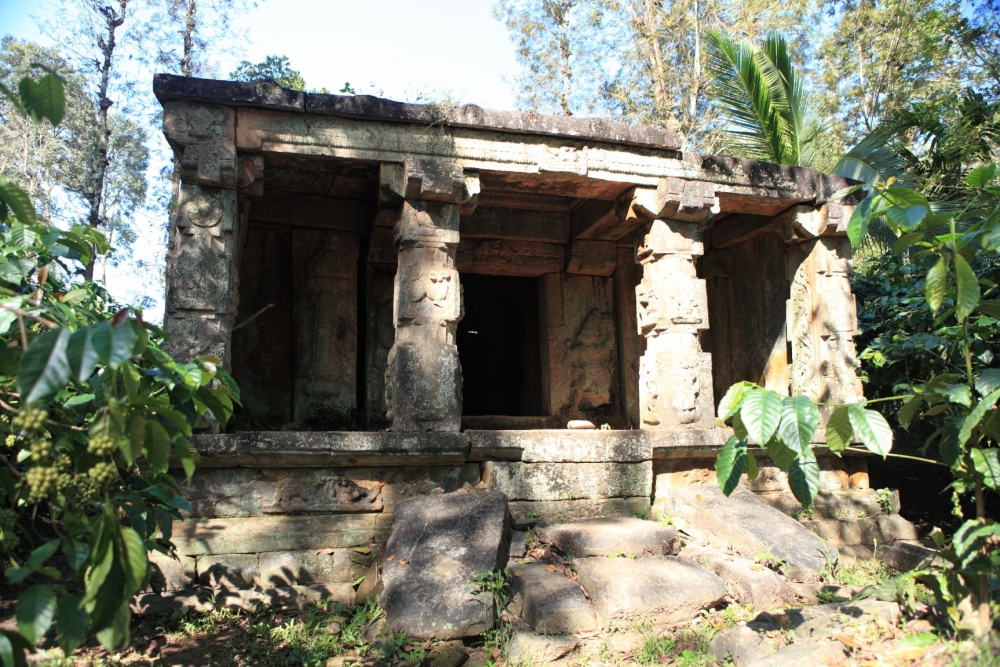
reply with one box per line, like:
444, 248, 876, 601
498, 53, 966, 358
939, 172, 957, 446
382, 159, 479, 432
628, 179, 719, 430
161, 102, 240, 366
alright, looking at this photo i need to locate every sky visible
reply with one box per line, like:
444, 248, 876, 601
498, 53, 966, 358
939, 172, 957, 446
0, 0, 522, 318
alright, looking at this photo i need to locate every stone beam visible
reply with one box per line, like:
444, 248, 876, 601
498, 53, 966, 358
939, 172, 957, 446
629, 178, 720, 224
463, 207, 570, 244
776, 203, 853, 244
710, 214, 780, 249
567, 239, 617, 276
248, 192, 374, 231
457, 239, 563, 277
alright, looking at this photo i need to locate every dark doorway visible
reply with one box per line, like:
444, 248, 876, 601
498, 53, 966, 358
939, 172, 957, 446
458, 275, 542, 416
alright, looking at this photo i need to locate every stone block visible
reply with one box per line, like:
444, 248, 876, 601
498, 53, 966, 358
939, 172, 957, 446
709, 625, 778, 667
198, 554, 260, 588
394, 262, 462, 326
171, 514, 377, 556
176, 183, 236, 232
148, 553, 196, 592
381, 491, 510, 639
702, 556, 796, 611
661, 486, 833, 581
455, 238, 564, 277
756, 489, 899, 520
803, 514, 919, 547
167, 227, 234, 313
385, 340, 462, 432
163, 101, 236, 146
509, 498, 651, 525
506, 632, 578, 664
575, 556, 726, 626
765, 599, 900, 642
259, 549, 365, 586
397, 200, 460, 245
468, 429, 652, 463
744, 640, 848, 667
567, 239, 617, 276
639, 335, 714, 429
534, 518, 681, 557
461, 207, 570, 244
403, 157, 466, 203
485, 461, 652, 501
508, 563, 596, 634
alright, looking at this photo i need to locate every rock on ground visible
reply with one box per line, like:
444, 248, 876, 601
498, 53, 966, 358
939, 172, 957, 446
534, 517, 681, 557
702, 555, 796, 611
661, 486, 834, 581
766, 599, 900, 641
709, 625, 781, 667
744, 639, 848, 667
507, 632, 578, 664
574, 556, 726, 626
508, 562, 596, 635
380, 491, 510, 639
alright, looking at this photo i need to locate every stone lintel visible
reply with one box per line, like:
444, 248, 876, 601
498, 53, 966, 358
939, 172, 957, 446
566, 239, 617, 276
775, 203, 853, 243
249, 191, 374, 231
628, 178, 720, 223
171, 514, 376, 556
462, 206, 570, 244
710, 214, 781, 249
485, 460, 653, 501
456, 239, 563, 277
468, 430, 652, 463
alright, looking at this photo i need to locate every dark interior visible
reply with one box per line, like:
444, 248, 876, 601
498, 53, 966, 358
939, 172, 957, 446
458, 274, 542, 416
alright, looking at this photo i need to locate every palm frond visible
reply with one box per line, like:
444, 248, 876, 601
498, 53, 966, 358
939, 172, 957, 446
833, 124, 911, 188
705, 29, 791, 164
761, 33, 804, 165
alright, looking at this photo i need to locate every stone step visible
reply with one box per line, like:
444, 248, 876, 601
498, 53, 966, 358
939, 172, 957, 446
654, 485, 835, 581
380, 490, 510, 640
803, 514, 919, 548
686, 547, 796, 611
838, 540, 941, 571
534, 517, 681, 558
508, 562, 597, 635
756, 488, 900, 520
574, 555, 726, 626
507, 632, 578, 664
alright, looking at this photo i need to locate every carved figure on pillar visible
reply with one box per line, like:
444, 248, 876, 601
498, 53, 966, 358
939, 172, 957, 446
383, 158, 478, 432
634, 210, 715, 430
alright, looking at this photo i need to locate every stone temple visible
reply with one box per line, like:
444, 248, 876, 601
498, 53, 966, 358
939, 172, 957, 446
148, 74, 897, 600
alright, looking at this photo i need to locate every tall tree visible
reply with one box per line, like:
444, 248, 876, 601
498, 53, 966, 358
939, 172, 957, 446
153, 0, 256, 78
229, 55, 307, 90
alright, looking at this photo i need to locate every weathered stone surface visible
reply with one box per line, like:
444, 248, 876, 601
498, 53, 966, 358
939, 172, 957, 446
509, 498, 651, 525
199, 554, 260, 588
661, 486, 833, 581
507, 632, 578, 664
709, 626, 777, 667
567, 239, 617, 276
744, 640, 848, 667
486, 461, 652, 501
171, 514, 377, 556
757, 489, 898, 520
461, 206, 570, 244
804, 514, 919, 547
180, 464, 480, 517
574, 556, 726, 625
702, 556, 796, 611
468, 430, 651, 463
535, 518, 680, 557
155, 73, 305, 110
456, 238, 564, 277
258, 549, 368, 586
876, 541, 940, 571
427, 643, 469, 667
380, 491, 510, 639
788, 238, 863, 410
509, 531, 528, 559
189, 431, 471, 467
508, 563, 597, 634
148, 554, 196, 592
134, 584, 354, 616
385, 340, 462, 432
765, 599, 900, 641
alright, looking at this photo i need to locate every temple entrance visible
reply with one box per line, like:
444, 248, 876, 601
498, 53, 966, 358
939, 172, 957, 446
458, 274, 542, 416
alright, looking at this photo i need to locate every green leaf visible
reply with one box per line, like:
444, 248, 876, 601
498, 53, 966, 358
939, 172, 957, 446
83, 537, 112, 605
739, 388, 783, 445
825, 406, 854, 453
56, 594, 86, 654
26, 73, 65, 126
125, 415, 144, 466
61, 288, 88, 307
958, 388, 1000, 447
66, 327, 101, 385
977, 301, 1000, 318
847, 197, 871, 247
119, 527, 147, 596
61, 539, 88, 571
10, 221, 36, 248
0, 297, 23, 335
717, 381, 756, 420
847, 405, 893, 457
892, 232, 924, 253
0, 175, 36, 226
95, 601, 129, 651
777, 396, 819, 455
971, 448, 1000, 492
765, 436, 798, 470
715, 436, 746, 496
954, 254, 980, 321
0, 631, 30, 667
145, 420, 171, 474
938, 383, 972, 407
925, 256, 948, 315
17, 327, 71, 404
966, 163, 997, 187
16, 584, 56, 644
886, 205, 926, 230
91, 321, 137, 369
746, 449, 759, 481
27, 540, 60, 572
787, 448, 820, 509
897, 395, 924, 430
975, 369, 1000, 397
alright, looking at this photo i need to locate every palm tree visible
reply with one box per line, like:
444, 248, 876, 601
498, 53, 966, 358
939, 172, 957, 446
704, 29, 814, 166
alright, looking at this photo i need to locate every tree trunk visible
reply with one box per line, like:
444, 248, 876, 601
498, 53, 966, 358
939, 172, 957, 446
181, 0, 197, 77
689, 0, 700, 122
84, 0, 127, 282
558, 1, 573, 116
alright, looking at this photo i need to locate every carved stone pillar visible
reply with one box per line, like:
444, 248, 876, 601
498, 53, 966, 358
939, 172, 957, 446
162, 101, 241, 366
382, 158, 478, 432
630, 179, 719, 430
788, 237, 863, 411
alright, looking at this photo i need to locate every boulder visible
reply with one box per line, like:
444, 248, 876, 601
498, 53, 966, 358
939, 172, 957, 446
534, 518, 681, 557
509, 563, 597, 634
744, 639, 848, 667
660, 486, 834, 580
574, 556, 726, 626
766, 599, 900, 641
507, 632, 578, 664
709, 625, 779, 667
704, 556, 796, 611
380, 491, 510, 639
